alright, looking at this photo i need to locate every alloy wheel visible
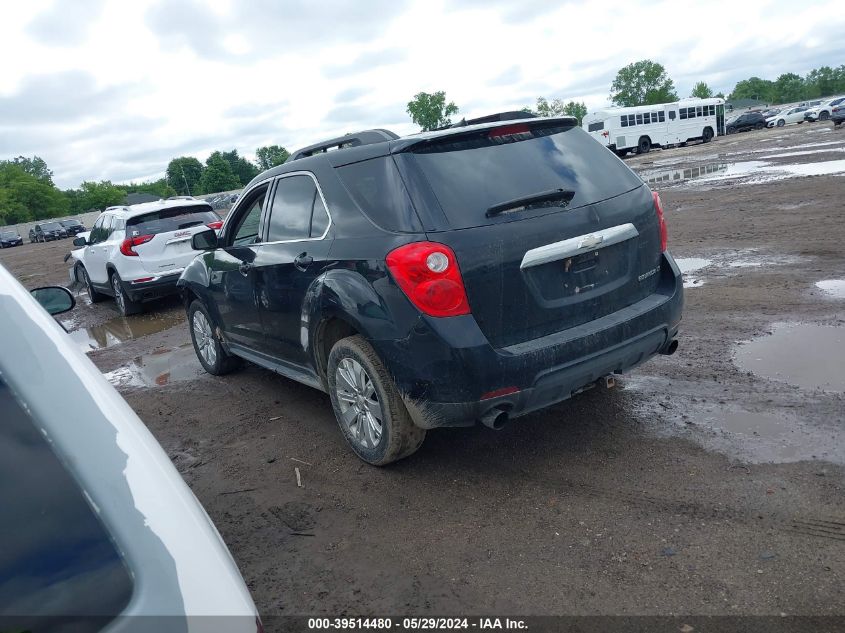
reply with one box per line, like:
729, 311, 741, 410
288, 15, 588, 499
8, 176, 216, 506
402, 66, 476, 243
335, 358, 383, 449
112, 276, 125, 314
192, 310, 217, 367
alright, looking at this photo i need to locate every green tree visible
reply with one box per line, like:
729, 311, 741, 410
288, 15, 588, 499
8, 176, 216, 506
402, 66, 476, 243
691, 82, 713, 99
729, 77, 775, 103
73, 180, 127, 211
123, 178, 177, 199
562, 101, 588, 124
406, 91, 459, 131
255, 145, 290, 170
804, 66, 836, 98
9, 156, 54, 186
610, 60, 678, 107
198, 152, 240, 194
220, 149, 259, 186
773, 73, 805, 103
0, 162, 68, 223
165, 157, 204, 196
715, 91, 725, 99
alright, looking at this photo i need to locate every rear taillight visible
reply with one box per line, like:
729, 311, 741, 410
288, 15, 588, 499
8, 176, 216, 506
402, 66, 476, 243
206, 220, 223, 230
120, 234, 154, 256
652, 191, 668, 252
385, 242, 471, 318
488, 123, 530, 138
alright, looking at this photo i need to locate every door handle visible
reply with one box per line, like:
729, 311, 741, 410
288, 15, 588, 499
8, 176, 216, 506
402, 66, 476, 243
239, 262, 253, 276
294, 252, 313, 271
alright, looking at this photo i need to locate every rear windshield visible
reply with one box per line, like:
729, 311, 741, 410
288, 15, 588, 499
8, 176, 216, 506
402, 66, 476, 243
1, 231, 16, 238
62, 219, 82, 226
40, 222, 62, 231
404, 124, 643, 229
126, 204, 219, 237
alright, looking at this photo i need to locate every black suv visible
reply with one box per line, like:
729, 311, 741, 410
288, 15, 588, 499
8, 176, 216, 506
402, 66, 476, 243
726, 112, 767, 134
59, 218, 86, 235
0, 230, 23, 248
179, 116, 683, 465
29, 221, 67, 242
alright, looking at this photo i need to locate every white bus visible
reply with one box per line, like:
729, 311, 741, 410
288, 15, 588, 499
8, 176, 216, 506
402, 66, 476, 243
582, 98, 726, 156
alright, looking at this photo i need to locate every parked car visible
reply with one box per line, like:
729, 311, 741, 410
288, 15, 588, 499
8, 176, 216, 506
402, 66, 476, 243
178, 118, 683, 465
726, 112, 767, 134
59, 218, 86, 235
0, 262, 260, 632
29, 221, 67, 242
832, 104, 845, 127
69, 200, 223, 316
804, 97, 845, 122
767, 106, 808, 127
0, 230, 23, 248
759, 108, 781, 119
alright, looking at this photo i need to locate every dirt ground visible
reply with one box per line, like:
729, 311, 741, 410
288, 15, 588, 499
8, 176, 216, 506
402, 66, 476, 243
2, 122, 844, 623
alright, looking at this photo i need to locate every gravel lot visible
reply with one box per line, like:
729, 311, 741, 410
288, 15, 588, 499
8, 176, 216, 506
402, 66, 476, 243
2, 122, 844, 622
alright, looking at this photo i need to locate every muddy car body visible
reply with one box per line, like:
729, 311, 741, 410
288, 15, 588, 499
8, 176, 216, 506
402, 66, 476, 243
179, 117, 683, 464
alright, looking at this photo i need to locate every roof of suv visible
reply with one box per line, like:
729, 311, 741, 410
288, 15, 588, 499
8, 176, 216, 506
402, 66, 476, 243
244, 115, 579, 191
102, 197, 212, 219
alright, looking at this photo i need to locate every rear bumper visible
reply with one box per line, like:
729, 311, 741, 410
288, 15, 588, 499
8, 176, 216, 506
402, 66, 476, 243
122, 272, 182, 302
374, 252, 683, 429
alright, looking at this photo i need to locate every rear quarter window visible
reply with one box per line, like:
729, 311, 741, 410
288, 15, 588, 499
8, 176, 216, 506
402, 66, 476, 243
335, 157, 423, 232
403, 124, 643, 230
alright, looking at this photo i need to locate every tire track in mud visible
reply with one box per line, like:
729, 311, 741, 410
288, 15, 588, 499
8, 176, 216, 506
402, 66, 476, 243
509, 470, 845, 544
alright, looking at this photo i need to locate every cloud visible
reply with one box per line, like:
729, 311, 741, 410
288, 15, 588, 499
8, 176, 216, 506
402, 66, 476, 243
0, 71, 138, 126
26, 0, 105, 47
322, 47, 408, 79
146, 0, 412, 62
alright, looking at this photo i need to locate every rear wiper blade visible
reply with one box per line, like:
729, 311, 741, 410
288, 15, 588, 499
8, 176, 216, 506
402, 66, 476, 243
486, 189, 575, 217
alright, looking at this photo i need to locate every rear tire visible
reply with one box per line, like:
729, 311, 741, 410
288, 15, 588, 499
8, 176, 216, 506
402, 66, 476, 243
188, 300, 242, 375
637, 137, 651, 154
755, 122, 765, 130
111, 272, 142, 316
81, 266, 108, 303
726, 127, 736, 135
328, 335, 425, 466
819, 111, 830, 121
702, 127, 714, 142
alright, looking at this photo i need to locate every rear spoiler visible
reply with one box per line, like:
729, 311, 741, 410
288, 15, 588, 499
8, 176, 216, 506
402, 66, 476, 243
391, 116, 579, 153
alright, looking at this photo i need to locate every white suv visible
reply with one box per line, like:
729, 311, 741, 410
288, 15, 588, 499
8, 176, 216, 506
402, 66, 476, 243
70, 198, 222, 315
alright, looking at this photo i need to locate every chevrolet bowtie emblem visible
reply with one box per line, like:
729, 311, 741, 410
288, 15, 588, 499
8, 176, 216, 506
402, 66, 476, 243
578, 234, 603, 249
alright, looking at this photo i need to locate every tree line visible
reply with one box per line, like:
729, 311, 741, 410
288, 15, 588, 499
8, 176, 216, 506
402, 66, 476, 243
0, 145, 290, 227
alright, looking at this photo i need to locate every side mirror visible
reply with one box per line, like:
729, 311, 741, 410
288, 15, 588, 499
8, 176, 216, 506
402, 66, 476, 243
73, 236, 88, 247
192, 228, 218, 250
31, 286, 75, 315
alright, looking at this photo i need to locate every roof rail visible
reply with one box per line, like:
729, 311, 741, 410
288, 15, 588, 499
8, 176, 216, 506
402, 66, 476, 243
286, 129, 399, 163
439, 110, 536, 130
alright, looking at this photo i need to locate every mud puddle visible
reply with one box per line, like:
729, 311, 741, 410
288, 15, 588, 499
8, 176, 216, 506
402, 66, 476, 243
67, 312, 184, 352
815, 280, 845, 298
624, 375, 845, 464
734, 323, 845, 393
640, 157, 845, 187
674, 250, 805, 289
104, 343, 203, 388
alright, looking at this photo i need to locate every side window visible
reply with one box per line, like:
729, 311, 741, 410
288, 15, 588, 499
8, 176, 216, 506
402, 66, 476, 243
636, 114, 643, 125
643, 113, 650, 124
101, 215, 114, 241
230, 187, 268, 246
310, 191, 330, 238
696, 106, 703, 117
620, 116, 628, 127
267, 175, 317, 242
659, 111, 665, 122
588, 121, 604, 132
89, 216, 104, 244
669, 111, 676, 120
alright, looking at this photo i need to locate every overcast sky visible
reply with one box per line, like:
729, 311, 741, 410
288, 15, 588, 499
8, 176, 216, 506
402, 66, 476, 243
2, 0, 843, 188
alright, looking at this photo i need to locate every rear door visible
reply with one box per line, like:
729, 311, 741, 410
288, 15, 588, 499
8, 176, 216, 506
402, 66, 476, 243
126, 204, 221, 276
395, 122, 662, 349
254, 173, 334, 367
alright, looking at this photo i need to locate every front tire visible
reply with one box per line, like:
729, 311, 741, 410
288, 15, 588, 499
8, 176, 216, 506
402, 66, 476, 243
328, 335, 425, 466
702, 127, 714, 142
777, 119, 785, 127
755, 122, 765, 130
111, 272, 142, 316
188, 300, 241, 375
820, 111, 830, 121
81, 266, 108, 303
